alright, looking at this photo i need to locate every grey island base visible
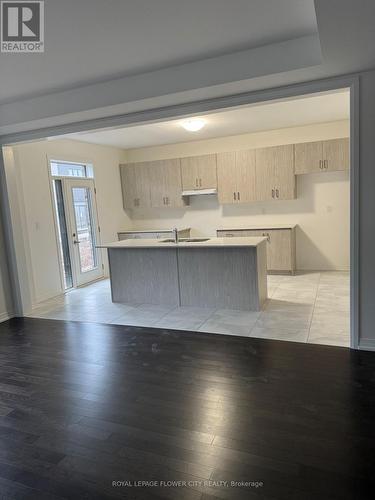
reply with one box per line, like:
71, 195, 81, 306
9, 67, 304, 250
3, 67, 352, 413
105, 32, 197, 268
100, 237, 268, 311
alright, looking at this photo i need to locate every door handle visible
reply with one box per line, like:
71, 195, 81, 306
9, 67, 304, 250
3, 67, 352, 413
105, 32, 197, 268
237, 191, 240, 201
233, 192, 237, 200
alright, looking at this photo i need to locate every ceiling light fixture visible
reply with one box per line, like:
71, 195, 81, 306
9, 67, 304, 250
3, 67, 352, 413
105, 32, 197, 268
181, 118, 206, 132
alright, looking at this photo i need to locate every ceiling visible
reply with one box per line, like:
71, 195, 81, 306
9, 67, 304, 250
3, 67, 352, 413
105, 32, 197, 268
64, 90, 350, 150
0, 0, 317, 104
1, 1, 374, 139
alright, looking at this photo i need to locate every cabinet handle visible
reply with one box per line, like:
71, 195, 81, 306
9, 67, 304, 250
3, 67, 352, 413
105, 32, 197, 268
276, 189, 279, 198
195, 178, 198, 187
262, 232, 270, 242
272, 189, 275, 198
166, 197, 169, 205
324, 160, 328, 169
199, 178, 202, 187
233, 192, 237, 200
319, 160, 323, 170
237, 191, 240, 201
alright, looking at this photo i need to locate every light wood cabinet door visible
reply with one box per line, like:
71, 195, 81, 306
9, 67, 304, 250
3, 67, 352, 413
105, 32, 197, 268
255, 147, 276, 201
120, 164, 135, 209
198, 154, 217, 189
256, 145, 295, 200
273, 145, 295, 200
236, 150, 256, 202
149, 159, 183, 208
180, 154, 217, 190
134, 163, 152, 208
120, 163, 151, 209
323, 138, 349, 171
217, 152, 237, 204
180, 157, 199, 190
148, 161, 165, 208
294, 141, 323, 174
163, 158, 184, 207
266, 229, 293, 271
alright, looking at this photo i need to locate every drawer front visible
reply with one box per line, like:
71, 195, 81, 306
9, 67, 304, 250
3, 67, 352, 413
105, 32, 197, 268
118, 232, 159, 240
217, 230, 258, 238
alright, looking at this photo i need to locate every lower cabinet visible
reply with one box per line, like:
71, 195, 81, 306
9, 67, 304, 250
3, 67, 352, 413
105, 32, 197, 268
217, 227, 296, 274
117, 229, 191, 240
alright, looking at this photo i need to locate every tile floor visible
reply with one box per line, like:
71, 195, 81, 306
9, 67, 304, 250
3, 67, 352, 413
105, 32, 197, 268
27, 271, 350, 347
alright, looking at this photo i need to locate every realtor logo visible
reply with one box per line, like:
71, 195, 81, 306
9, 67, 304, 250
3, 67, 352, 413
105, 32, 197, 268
1, 1, 44, 52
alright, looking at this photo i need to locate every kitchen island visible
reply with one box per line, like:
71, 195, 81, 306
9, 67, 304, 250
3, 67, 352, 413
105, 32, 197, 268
99, 237, 267, 311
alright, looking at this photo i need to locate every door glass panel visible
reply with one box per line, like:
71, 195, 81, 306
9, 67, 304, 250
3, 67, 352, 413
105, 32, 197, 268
53, 180, 73, 289
51, 161, 87, 177
72, 187, 98, 273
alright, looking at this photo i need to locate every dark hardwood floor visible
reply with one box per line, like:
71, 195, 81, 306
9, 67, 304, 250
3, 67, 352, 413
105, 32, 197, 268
0, 317, 374, 499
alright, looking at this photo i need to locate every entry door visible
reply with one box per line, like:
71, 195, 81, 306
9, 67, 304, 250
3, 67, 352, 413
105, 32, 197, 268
64, 179, 103, 286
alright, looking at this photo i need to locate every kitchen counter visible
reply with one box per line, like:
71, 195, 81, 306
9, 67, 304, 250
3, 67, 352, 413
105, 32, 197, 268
103, 237, 268, 311
117, 228, 191, 234
99, 236, 266, 249
218, 224, 297, 230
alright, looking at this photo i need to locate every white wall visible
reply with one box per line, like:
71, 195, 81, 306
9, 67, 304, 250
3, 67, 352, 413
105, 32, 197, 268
126, 121, 350, 271
11, 139, 132, 306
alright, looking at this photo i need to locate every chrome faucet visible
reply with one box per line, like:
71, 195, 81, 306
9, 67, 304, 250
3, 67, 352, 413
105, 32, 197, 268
173, 227, 178, 244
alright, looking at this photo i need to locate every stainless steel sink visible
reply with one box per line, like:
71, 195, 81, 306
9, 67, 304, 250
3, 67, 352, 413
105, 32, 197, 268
180, 238, 210, 242
160, 238, 210, 243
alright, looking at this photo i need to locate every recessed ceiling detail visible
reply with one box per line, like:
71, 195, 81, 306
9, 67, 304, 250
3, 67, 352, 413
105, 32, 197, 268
63, 90, 350, 150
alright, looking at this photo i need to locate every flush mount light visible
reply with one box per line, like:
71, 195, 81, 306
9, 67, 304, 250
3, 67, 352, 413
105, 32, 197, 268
181, 118, 206, 132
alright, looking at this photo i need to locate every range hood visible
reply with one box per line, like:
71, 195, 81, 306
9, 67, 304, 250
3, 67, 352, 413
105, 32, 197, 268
181, 188, 217, 197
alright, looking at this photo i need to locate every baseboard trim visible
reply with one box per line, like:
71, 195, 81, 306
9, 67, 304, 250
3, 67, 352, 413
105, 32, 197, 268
358, 339, 375, 352
0, 311, 14, 323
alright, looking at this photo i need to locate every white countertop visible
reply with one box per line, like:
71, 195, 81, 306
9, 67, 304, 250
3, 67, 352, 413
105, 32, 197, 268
98, 236, 267, 249
218, 224, 297, 231
118, 228, 190, 234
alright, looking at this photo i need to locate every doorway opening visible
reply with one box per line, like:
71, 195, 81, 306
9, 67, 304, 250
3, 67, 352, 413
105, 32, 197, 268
1, 81, 357, 349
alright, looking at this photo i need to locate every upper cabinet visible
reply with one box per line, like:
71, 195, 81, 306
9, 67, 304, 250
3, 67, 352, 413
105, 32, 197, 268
295, 138, 349, 174
217, 152, 237, 203
121, 137, 349, 209
181, 154, 217, 190
255, 145, 295, 201
217, 149, 256, 204
149, 159, 184, 208
120, 163, 151, 209
323, 138, 350, 171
